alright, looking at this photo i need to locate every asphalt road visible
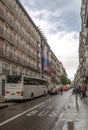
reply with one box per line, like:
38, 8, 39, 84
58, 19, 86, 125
0, 90, 72, 130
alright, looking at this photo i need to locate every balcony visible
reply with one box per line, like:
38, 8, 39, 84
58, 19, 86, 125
0, 47, 38, 71
81, 5, 86, 10
37, 57, 41, 63
0, 6, 4, 19
2, 68, 10, 75
51, 69, 56, 74
26, 36, 37, 49
2, 0, 13, 12
51, 75, 57, 82
0, 8, 20, 34
0, 26, 37, 60
1, 0, 40, 44
19, 71, 24, 75
0, 8, 38, 52
12, 71, 18, 75
2, 0, 18, 17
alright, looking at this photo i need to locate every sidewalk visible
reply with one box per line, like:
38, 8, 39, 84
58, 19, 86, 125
0, 102, 8, 109
60, 95, 88, 130
0, 96, 8, 109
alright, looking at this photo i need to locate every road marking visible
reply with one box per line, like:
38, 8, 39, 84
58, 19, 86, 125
49, 111, 59, 117
0, 99, 51, 127
27, 110, 38, 116
27, 109, 59, 117
38, 110, 49, 116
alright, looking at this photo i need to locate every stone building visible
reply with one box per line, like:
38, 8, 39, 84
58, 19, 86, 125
79, 0, 88, 86
0, 0, 67, 98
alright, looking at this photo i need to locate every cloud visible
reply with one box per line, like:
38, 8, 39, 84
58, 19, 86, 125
20, 0, 81, 80
46, 31, 79, 79
21, 0, 81, 31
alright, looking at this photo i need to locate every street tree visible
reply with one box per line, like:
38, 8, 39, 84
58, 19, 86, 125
60, 75, 68, 85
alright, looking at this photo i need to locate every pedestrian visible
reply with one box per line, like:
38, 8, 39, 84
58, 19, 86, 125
72, 87, 75, 95
74, 86, 79, 103
78, 85, 82, 98
81, 86, 87, 99
58, 87, 61, 93
60, 86, 63, 95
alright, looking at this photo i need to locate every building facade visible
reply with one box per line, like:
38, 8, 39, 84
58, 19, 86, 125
0, 0, 43, 76
74, 67, 80, 86
0, 0, 67, 97
79, 0, 88, 86
50, 51, 67, 85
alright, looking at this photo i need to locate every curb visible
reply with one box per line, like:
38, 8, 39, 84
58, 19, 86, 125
0, 103, 8, 109
0, 99, 11, 103
0, 101, 6, 103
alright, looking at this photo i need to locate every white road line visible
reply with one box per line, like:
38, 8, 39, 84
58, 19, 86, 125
0, 99, 51, 127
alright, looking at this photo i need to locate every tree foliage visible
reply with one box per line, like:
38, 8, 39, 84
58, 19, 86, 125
60, 75, 71, 85
68, 79, 71, 84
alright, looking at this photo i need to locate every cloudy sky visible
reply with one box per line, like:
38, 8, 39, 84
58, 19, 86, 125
20, 0, 81, 80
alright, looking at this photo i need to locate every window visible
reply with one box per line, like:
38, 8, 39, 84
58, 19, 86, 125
23, 77, 38, 85
37, 79, 48, 86
6, 75, 22, 83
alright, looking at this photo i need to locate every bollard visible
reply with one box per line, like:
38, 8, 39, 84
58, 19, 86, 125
67, 120, 74, 130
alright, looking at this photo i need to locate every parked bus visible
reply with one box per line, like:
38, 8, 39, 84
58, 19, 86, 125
5, 75, 48, 100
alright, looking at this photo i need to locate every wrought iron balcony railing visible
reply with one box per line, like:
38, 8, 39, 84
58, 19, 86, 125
1, 0, 39, 44
0, 26, 37, 60
2, 68, 10, 75
0, 47, 38, 71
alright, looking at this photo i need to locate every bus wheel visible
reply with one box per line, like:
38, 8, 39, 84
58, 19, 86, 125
30, 93, 34, 100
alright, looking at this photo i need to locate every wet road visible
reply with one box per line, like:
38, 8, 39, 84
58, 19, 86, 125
0, 90, 72, 130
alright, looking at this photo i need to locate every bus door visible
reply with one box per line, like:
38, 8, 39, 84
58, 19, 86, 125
2, 79, 5, 96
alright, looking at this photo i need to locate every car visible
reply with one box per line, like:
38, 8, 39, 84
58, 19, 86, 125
49, 86, 58, 94
49, 85, 61, 94
56, 85, 61, 93
63, 85, 69, 91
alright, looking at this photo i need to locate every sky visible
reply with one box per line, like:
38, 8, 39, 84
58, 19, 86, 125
20, 0, 81, 80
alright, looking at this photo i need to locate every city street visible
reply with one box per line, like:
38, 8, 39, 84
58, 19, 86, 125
0, 90, 71, 130
0, 0, 87, 130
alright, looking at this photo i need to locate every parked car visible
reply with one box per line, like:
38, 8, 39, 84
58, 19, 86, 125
56, 85, 61, 93
63, 85, 69, 91
49, 85, 61, 94
49, 86, 58, 94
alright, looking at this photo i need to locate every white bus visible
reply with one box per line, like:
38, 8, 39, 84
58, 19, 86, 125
5, 75, 48, 100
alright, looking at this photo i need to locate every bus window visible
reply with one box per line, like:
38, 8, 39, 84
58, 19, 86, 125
23, 77, 38, 85
6, 75, 22, 84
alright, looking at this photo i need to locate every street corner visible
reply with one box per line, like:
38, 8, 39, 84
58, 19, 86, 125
0, 102, 8, 109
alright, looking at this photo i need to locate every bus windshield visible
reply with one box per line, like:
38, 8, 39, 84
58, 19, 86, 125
6, 75, 22, 83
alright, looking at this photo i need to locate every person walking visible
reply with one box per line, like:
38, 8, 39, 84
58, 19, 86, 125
81, 86, 87, 100
74, 86, 79, 103
78, 85, 82, 98
72, 87, 75, 95
60, 86, 63, 95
